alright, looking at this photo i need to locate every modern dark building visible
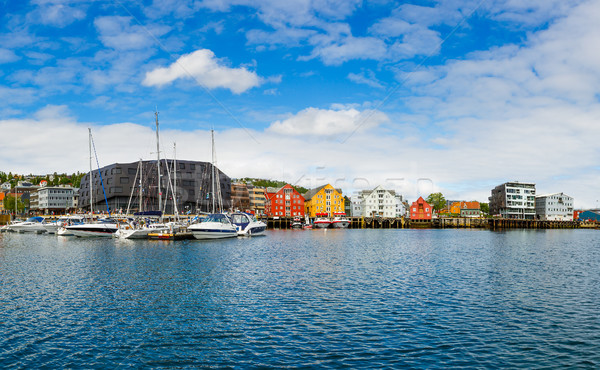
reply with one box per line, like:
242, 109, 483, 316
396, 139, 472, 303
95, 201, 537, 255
489, 181, 536, 219
78, 159, 232, 214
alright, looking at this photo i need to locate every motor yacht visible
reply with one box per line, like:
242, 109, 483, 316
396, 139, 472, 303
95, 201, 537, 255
230, 212, 267, 236
188, 213, 237, 239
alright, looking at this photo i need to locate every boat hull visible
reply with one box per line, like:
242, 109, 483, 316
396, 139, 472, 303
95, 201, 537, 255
237, 225, 267, 236
43, 223, 61, 234
116, 227, 169, 239
330, 221, 350, 228
313, 221, 331, 229
190, 229, 238, 239
188, 221, 237, 240
66, 224, 118, 237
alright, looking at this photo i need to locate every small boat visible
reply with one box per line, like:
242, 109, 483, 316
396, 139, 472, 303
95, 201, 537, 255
330, 212, 350, 228
115, 222, 170, 239
56, 216, 86, 236
65, 218, 118, 237
313, 213, 332, 229
188, 213, 238, 239
231, 212, 267, 236
291, 217, 303, 229
8, 216, 47, 233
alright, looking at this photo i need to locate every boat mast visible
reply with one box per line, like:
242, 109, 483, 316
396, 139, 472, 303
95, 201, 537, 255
139, 158, 143, 213
211, 129, 216, 213
155, 110, 162, 214
174, 142, 179, 219
89, 128, 93, 214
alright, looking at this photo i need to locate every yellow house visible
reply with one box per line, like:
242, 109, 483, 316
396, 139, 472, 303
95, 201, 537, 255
303, 184, 345, 217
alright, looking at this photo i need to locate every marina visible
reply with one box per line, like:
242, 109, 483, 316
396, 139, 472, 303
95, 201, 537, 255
1, 229, 598, 368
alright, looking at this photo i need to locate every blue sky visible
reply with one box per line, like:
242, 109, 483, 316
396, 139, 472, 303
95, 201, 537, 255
1, 0, 599, 207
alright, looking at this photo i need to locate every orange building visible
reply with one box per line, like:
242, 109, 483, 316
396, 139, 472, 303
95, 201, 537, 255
449, 201, 481, 216
410, 197, 432, 220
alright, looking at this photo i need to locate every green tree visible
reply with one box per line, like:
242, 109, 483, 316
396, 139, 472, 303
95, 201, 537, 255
480, 202, 489, 215
426, 192, 446, 211
3, 194, 25, 214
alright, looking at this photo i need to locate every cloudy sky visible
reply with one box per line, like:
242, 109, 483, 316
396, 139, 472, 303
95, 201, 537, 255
1, 0, 599, 207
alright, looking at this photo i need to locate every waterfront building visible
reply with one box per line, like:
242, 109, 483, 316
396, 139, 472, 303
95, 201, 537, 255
249, 186, 266, 215
351, 186, 407, 218
78, 160, 231, 214
231, 183, 250, 212
535, 192, 574, 221
31, 186, 76, 215
303, 184, 344, 217
448, 201, 481, 217
265, 184, 305, 217
410, 197, 433, 221
488, 181, 536, 219
0, 192, 4, 212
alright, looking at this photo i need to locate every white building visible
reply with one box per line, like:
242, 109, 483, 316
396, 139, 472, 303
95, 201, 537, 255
35, 186, 75, 214
489, 181, 536, 219
535, 192, 574, 221
351, 185, 407, 218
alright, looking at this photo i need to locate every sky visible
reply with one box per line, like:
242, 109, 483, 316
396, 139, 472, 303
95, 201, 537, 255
1, 0, 599, 208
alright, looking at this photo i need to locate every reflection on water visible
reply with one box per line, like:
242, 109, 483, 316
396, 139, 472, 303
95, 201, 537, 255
0, 229, 599, 367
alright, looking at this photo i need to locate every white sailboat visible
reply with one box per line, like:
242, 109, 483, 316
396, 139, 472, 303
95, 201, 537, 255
116, 112, 171, 239
188, 130, 237, 240
66, 128, 117, 237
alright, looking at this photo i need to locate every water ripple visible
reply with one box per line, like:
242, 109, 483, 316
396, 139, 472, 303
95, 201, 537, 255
1, 229, 599, 368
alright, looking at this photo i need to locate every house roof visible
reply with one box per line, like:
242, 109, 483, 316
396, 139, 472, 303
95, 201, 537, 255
303, 185, 327, 201
303, 184, 343, 201
535, 192, 571, 198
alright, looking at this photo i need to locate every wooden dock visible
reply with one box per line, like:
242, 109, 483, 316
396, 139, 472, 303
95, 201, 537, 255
262, 217, 585, 230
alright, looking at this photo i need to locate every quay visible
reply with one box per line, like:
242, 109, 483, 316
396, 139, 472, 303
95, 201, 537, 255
261, 217, 586, 230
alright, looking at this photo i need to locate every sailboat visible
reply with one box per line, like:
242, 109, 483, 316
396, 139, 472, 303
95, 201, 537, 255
188, 130, 238, 239
66, 128, 118, 237
117, 112, 170, 239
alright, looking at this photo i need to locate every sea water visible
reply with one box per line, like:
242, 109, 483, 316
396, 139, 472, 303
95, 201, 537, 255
1, 229, 599, 368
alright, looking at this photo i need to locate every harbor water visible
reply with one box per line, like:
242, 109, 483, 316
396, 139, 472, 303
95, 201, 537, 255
1, 229, 599, 368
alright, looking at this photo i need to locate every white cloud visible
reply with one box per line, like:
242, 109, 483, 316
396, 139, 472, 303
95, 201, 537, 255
28, 1, 87, 27
347, 70, 384, 89
304, 36, 388, 65
142, 49, 263, 94
94, 16, 171, 51
1, 99, 599, 208
267, 107, 389, 137
0, 48, 19, 63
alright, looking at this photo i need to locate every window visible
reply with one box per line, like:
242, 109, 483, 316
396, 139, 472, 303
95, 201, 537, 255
120, 177, 129, 184
179, 163, 185, 169
128, 168, 137, 175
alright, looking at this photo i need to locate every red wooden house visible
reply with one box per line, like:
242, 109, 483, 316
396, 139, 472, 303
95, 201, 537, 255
410, 196, 433, 221
265, 184, 305, 217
